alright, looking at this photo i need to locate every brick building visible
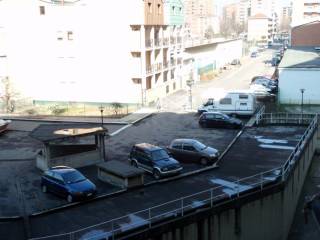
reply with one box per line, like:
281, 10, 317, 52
291, 20, 320, 46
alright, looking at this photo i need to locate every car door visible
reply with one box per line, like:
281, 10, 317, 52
139, 150, 153, 172
169, 142, 183, 161
205, 113, 216, 127
182, 144, 199, 163
214, 114, 224, 128
51, 173, 67, 197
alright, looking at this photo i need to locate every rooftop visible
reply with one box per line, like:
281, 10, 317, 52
278, 47, 320, 69
30, 125, 306, 238
29, 123, 108, 142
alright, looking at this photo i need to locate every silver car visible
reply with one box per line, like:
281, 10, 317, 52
167, 139, 219, 166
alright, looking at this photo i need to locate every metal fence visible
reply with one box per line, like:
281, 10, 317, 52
29, 114, 319, 240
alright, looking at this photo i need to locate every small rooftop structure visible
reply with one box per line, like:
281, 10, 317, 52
278, 47, 320, 69
30, 123, 108, 171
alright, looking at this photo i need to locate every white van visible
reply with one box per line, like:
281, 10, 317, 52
197, 90, 257, 116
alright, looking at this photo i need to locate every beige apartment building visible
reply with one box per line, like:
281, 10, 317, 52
130, 0, 184, 105
292, 0, 320, 26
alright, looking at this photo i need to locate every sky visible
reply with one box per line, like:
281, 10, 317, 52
216, 0, 291, 8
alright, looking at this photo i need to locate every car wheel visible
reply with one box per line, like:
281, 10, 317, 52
153, 169, 161, 180
67, 194, 73, 203
131, 161, 138, 168
200, 158, 208, 166
42, 185, 47, 193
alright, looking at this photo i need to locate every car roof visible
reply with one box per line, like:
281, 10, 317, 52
171, 139, 200, 144
48, 166, 76, 174
134, 143, 162, 151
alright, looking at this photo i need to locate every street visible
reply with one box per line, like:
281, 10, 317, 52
162, 49, 276, 112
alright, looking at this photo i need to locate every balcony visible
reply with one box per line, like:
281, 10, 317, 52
170, 37, 176, 45
154, 62, 162, 73
146, 39, 153, 49
163, 61, 169, 70
163, 38, 169, 47
154, 38, 162, 48
170, 59, 177, 67
146, 65, 153, 75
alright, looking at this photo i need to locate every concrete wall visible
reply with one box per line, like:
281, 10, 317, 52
122, 123, 319, 240
278, 68, 320, 104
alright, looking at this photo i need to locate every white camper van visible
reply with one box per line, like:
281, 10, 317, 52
198, 90, 257, 116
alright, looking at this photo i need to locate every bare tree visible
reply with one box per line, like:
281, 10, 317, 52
110, 102, 123, 116
0, 77, 18, 113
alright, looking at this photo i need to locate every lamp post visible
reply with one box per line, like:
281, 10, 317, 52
99, 105, 104, 127
300, 88, 305, 115
186, 73, 194, 110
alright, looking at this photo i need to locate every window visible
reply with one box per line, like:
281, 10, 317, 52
67, 31, 73, 41
148, 2, 152, 13
173, 82, 176, 90
166, 85, 169, 94
219, 98, 232, 105
57, 31, 63, 41
215, 114, 224, 119
172, 6, 175, 14
157, 4, 162, 14
239, 94, 248, 99
39, 6, 45, 15
172, 143, 182, 149
53, 173, 64, 184
183, 145, 196, 152
240, 103, 247, 106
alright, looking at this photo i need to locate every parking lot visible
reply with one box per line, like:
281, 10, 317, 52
0, 112, 241, 216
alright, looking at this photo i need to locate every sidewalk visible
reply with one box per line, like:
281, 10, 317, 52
0, 108, 156, 125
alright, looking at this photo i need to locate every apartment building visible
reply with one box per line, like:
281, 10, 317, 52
131, 0, 185, 105
0, 0, 186, 106
292, 0, 320, 26
223, 3, 240, 24
239, 0, 251, 25
248, 13, 272, 45
184, 0, 215, 40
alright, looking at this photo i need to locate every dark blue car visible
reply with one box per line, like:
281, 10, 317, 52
41, 166, 97, 203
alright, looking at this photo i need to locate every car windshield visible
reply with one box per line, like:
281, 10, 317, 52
194, 141, 207, 151
62, 171, 86, 184
152, 149, 170, 161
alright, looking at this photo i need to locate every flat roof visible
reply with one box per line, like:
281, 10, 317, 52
29, 125, 306, 238
29, 123, 108, 142
279, 47, 320, 69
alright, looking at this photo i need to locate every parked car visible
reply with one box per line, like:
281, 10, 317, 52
231, 59, 241, 65
199, 112, 243, 129
129, 143, 183, 179
251, 78, 278, 93
249, 84, 276, 101
41, 166, 97, 203
167, 139, 219, 166
251, 52, 258, 58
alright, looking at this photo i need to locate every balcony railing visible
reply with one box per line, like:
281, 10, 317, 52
154, 63, 162, 72
163, 38, 169, 46
146, 39, 153, 48
146, 65, 153, 74
163, 61, 169, 70
170, 37, 176, 45
154, 39, 162, 47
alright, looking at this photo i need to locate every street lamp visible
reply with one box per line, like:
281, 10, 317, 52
186, 74, 194, 110
99, 105, 104, 127
300, 88, 305, 115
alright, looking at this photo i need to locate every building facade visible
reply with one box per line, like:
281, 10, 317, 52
247, 14, 272, 44
0, 0, 187, 106
184, 0, 215, 40
291, 21, 320, 46
292, 0, 320, 27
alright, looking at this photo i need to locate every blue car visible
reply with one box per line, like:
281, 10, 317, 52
41, 166, 97, 203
